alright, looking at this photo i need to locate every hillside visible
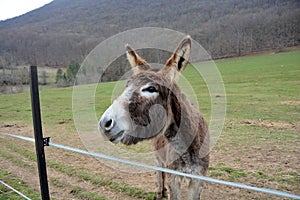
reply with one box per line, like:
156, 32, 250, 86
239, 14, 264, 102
0, 0, 299, 67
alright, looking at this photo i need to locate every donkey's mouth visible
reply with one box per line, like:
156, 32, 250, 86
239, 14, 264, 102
109, 130, 124, 143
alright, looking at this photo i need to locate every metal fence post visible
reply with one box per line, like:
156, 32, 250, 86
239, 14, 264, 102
29, 66, 50, 200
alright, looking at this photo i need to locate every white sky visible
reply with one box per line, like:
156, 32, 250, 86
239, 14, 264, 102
0, 0, 53, 21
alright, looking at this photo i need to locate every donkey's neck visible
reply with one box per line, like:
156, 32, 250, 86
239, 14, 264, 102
165, 84, 201, 146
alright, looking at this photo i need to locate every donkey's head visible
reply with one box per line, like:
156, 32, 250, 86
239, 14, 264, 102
99, 36, 191, 145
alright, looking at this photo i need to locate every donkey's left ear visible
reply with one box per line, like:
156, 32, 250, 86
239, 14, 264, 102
126, 44, 150, 74
162, 35, 191, 81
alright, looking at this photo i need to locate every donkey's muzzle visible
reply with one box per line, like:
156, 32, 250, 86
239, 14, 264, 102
99, 113, 126, 143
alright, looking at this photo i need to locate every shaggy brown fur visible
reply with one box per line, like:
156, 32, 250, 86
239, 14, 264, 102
99, 36, 210, 200
151, 80, 210, 199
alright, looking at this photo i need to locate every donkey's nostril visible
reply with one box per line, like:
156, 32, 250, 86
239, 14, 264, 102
104, 119, 114, 131
105, 119, 112, 128
100, 116, 115, 132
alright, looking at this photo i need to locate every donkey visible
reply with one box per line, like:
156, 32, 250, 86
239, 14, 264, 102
99, 36, 210, 200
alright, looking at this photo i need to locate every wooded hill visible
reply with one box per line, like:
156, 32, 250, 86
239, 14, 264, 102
0, 0, 299, 67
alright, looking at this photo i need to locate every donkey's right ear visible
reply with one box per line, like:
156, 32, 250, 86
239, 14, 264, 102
126, 44, 150, 74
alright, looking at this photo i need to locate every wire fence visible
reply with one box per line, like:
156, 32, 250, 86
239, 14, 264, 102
0, 180, 31, 200
1, 132, 300, 199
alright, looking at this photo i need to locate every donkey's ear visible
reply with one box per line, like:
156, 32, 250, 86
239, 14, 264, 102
126, 44, 150, 74
161, 35, 191, 81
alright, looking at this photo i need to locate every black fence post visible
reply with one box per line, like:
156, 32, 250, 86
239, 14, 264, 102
29, 66, 50, 200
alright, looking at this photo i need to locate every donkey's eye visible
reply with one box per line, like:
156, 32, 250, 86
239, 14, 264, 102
142, 86, 158, 93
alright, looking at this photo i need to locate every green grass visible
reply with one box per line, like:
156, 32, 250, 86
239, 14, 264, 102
0, 150, 30, 168
70, 186, 109, 200
209, 165, 247, 181
50, 177, 66, 188
0, 50, 298, 125
216, 50, 300, 122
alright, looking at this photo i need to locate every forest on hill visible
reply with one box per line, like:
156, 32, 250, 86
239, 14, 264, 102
0, 0, 299, 68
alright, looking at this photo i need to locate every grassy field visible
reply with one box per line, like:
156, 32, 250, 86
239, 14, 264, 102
0, 49, 299, 199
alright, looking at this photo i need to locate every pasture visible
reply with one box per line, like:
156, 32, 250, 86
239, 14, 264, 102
0, 49, 299, 199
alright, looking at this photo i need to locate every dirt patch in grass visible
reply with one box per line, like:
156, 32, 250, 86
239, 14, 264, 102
0, 132, 149, 200
240, 119, 300, 131
0, 122, 157, 199
1, 122, 299, 200
208, 141, 300, 199
281, 101, 300, 106
0, 158, 40, 196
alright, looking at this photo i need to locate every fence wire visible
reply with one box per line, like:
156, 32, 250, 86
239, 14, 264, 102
0, 180, 31, 200
1, 132, 300, 199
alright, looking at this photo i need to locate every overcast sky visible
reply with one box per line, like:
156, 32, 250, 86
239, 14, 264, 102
0, 0, 53, 21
